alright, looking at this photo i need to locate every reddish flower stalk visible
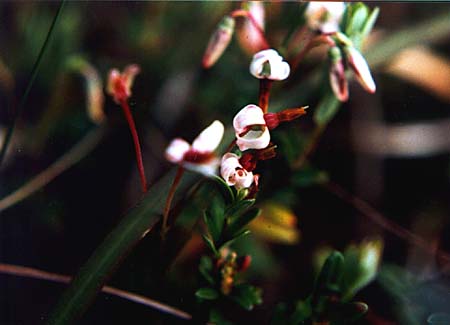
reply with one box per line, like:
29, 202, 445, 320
119, 99, 148, 193
258, 79, 273, 113
231, 9, 270, 50
162, 166, 185, 238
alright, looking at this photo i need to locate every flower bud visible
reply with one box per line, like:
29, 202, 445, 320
236, 1, 267, 54
202, 16, 235, 69
220, 153, 254, 190
305, 2, 346, 34
329, 47, 349, 102
250, 49, 290, 81
233, 104, 270, 151
344, 46, 376, 93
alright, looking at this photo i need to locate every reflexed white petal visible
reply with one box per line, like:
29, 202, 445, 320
233, 104, 265, 134
236, 126, 270, 151
345, 47, 376, 93
165, 138, 190, 163
192, 120, 225, 153
270, 61, 290, 81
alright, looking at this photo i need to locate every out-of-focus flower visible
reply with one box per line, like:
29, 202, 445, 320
221, 153, 255, 189
305, 2, 346, 34
165, 120, 224, 176
233, 104, 270, 151
249, 202, 300, 245
250, 49, 290, 81
237, 1, 267, 54
202, 16, 235, 68
344, 46, 376, 93
328, 46, 349, 102
106, 64, 140, 103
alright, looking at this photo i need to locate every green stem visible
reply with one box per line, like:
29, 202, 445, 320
0, 0, 66, 166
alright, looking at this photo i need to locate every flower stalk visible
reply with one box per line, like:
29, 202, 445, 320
161, 166, 185, 238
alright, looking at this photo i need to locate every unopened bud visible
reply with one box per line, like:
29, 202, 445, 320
237, 1, 267, 54
329, 47, 348, 102
344, 46, 376, 93
202, 16, 235, 69
236, 255, 252, 272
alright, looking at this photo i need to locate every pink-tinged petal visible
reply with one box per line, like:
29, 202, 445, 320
202, 16, 235, 68
305, 2, 346, 33
329, 47, 349, 102
236, 126, 270, 151
165, 138, 190, 163
233, 104, 265, 134
220, 153, 254, 189
192, 120, 224, 153
106, 69, 120, 98
345, 46, 376, 93
122, 64, 140, 96
249, 49, 290, 80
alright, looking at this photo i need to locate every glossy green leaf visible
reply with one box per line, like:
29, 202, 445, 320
210, 175, 235, 204
313, 251, 345, 300
225, 199, 255, 219
199, 256, 215, 285
226, 208, 261, 240
313, 91, 341, 127
202, 234, 218, 256
195, 287, 219, 300
48, 169, 199, 324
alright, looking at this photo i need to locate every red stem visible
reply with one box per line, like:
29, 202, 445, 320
258, 79, 273, 113
119, 99, 147, 193
162, 166, 185, 238
231, 9, 270, 49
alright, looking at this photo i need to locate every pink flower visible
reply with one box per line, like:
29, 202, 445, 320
236, 1, 267, 54
220, 153, 254, 189
305, 2, 346, 34
233, 104, 270, 151
165, 120, 224, 176
106, 64, 140, 103
249, 49, 290, 81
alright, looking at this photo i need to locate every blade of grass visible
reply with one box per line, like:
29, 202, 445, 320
47, 169, 199, 324
0, 263, 191, 320
0, 0, 66, 166
0, 123, 108, 213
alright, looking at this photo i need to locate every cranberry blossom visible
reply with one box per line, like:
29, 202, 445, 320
249, 49, 290, 81
221, 153, 254, 190
233, 104, 270, 151
165, 120, 224, 176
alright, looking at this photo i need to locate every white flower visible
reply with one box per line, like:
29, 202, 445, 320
305, 2, 346, 34
221, 153, 254, 189
233, 104, 270, 151
165, 120, 225, 176
344, 46, 376, 93
249, 49, 290, 81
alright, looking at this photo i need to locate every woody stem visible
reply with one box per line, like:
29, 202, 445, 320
119, 99, 148, 193
162, 166, 185, 238
258, 79, 272, 113
231, 9, 270, 49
